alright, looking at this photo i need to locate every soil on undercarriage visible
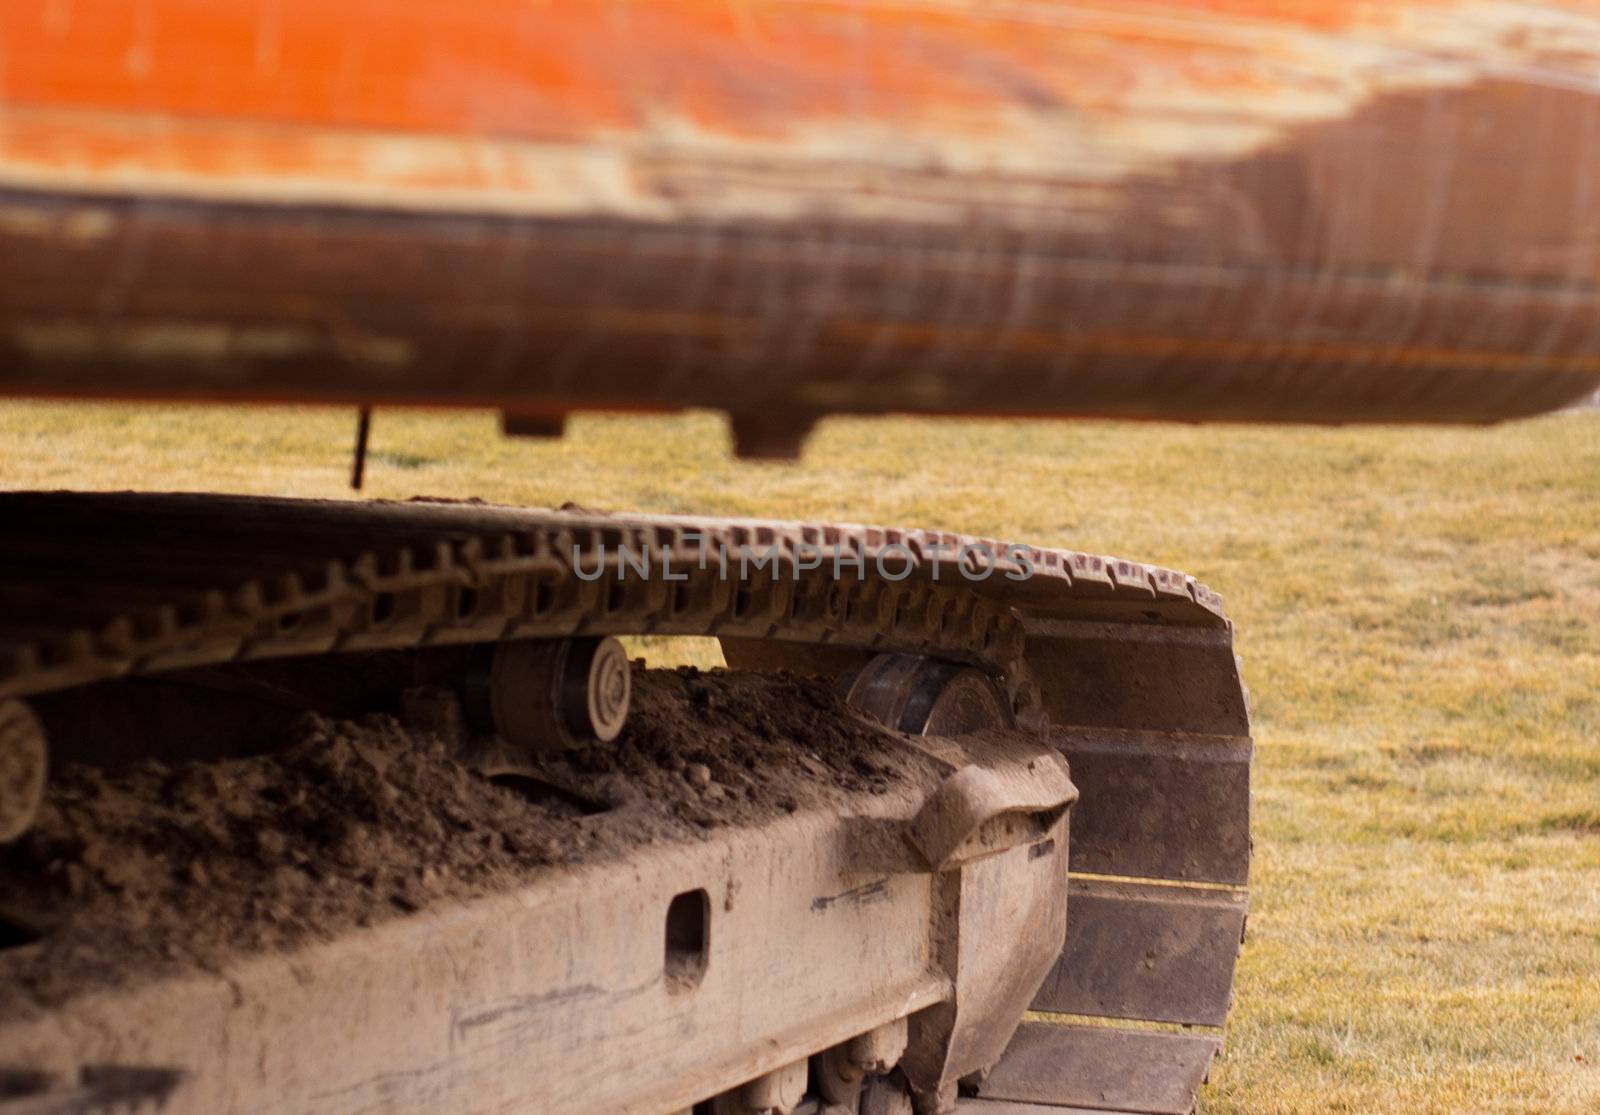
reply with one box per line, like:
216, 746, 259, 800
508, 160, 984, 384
0, 666, 934, 1016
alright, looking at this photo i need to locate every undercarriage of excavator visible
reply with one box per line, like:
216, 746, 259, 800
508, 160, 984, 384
0, 493, 1251, 1115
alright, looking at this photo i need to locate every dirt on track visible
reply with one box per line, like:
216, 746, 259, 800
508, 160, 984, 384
0, 665, 931, 1016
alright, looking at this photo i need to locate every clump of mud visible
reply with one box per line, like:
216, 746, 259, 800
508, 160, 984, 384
0, 666, 925, 1014
552, 667, 909, 827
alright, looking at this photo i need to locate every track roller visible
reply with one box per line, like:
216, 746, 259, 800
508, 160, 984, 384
705, 1030, 919, 1115
469, 636, 631, 751
819, 1019, 910, 1106
712, 1058, 808, 1114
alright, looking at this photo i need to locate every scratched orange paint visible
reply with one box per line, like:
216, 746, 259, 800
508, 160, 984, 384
1, 0, 1449, 144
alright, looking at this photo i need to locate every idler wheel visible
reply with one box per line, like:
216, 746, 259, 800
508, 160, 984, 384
483, 636, 632, 751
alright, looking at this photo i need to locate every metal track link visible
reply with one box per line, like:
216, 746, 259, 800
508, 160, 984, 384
0, 492, 1224, 707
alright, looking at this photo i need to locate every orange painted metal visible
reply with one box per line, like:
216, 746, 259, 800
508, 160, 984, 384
0, 3, 1450, 138
1, 1, 1597, 423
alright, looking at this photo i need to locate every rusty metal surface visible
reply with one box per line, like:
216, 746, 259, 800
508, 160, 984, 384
2, 3, 1599, 423
1055, 726, 1252, 885
978, 1021, 1221, 1115
1031, 878, 1248, 1028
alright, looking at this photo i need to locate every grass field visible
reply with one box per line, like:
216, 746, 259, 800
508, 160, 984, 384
3, 401, 1597, 1114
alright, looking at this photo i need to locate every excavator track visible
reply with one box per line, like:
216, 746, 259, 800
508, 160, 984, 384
0, 492, 1251, 1115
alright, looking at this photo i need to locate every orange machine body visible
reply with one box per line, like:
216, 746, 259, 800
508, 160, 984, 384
2, 1, 1597, 425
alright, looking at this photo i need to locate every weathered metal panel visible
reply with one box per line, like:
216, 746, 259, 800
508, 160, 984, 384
1056, 727, 1252, 885
1023, 620, 1251, 738
1031, 879, 1247, 1028
979, 1021, 1220, 1115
